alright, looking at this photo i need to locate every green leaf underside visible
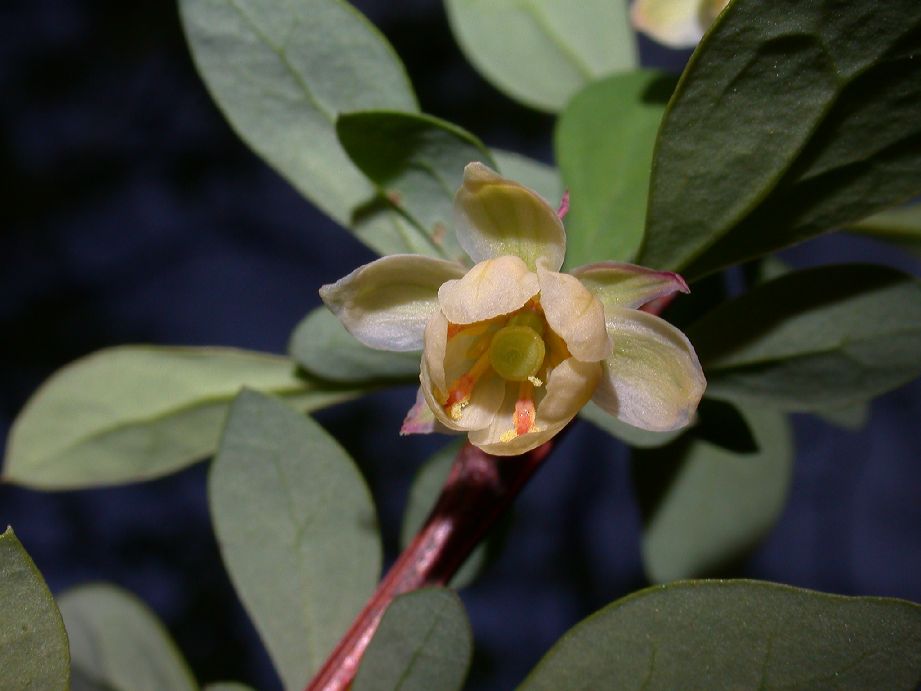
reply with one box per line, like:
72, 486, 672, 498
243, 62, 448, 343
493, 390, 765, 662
0, 528, 70, 690
849, 203, 921, 257
520, 580, 921, 690
579, 402, 683, 449
337, 110, 495, 263
639, 0, 921, 279
60, 584, 197, 691
401, 440, 485, 588
203, 684, 257, 691
634, 405, 792, 582
556, 70, 676, 268
3, 346, 353, 490
445, 0, 636, 112
179, 0, 435, 256
493, 150, 564, 208
688, 264, 921, 411
353, 588, 473, 691
210, 390, 381, 690
290, 307, 421, 384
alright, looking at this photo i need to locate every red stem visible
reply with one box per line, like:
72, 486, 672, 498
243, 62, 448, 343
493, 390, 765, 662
305, 438, 558, 691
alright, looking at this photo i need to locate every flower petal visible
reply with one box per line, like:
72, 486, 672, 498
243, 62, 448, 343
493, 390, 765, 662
572, 261, 689, 312
470, 358, 602, 455
400, 386, 454, 436
537, 263, 611, 362
454, 162, 566, 271
320, 254, 466, 351
439, 256, 539, 325
593, 306, 706, 431
631, 0, 727, 48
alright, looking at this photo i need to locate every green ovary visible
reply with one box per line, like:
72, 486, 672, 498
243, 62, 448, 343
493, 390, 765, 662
489, 325, 546, 381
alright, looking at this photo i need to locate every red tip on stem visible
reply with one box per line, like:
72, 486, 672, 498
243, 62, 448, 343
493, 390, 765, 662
305, 437, 559, 691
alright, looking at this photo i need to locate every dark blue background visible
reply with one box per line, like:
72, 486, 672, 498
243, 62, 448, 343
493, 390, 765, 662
2, 2, 919, 689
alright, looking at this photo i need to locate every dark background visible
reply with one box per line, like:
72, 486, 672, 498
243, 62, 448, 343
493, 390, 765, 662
2, 1, 920, 689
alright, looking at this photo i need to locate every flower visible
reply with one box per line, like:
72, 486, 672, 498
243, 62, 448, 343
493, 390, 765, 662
321, 163, 705, 455
631, 0, 730, 48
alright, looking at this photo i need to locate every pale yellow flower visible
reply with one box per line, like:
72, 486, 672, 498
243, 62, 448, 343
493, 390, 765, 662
631, 0, 730, 48
321, 163, 705, 455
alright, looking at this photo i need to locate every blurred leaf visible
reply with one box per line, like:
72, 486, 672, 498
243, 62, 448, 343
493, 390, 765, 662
848, 203, 921, 257
0, 528, 70, 690
353, 588, 472, 691
556, 71, 676, 267
203, 685, 256, 691
3, 347, 353, 489
815, 401, 870, 430
179, 0, 430, 256
639, 0, 921, 279
520, 580, 921, 690
493, 150, 563, 206
579, 402, 683, 449
688, 265, 921, 410
210, 390, 381, 690
337, 110, 495, 262
634, 405, 792, 582
60, 584, 196, 691
444, 0, 636, 112
401, 440, 485, 588
290, 307, 420, 385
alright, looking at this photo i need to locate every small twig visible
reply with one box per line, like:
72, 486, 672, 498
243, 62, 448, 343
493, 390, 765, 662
305, 437, 559, 691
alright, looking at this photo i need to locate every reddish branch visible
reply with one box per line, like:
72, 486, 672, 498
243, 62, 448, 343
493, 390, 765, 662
305, 438, 558, 691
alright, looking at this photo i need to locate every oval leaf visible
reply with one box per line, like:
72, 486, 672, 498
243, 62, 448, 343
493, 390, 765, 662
0, 528, 70, 690
337, 110, 495, 262
353, 587, 472, 691
290, 307, 421, 385
520, 580, 921, 690
687, 265, 921, 410
3, 346, 352, 489
634, 405, 793, 582
210, 390, 381, 690
59, 584, 197, 691
555, 71, 676, 267
179, 0, 428, 256
445, 0, 636, 112
639, 0, 921, 278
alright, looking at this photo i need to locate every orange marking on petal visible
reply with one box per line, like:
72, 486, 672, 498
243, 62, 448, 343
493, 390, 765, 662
443, 349, 493, 418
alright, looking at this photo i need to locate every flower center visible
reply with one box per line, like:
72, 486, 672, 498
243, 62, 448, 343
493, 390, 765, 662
488, 325, 545, 382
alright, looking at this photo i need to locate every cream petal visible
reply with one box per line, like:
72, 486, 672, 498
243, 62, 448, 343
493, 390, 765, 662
454, 162, 566, 271
538, 262, 611, 362
469, 359, 602, 456
420, 364, 506, 432
423, 312, 450, 394
572, 261, 689, 313
438, 256, 539, 325
631, 0, 728, 49
320, 254, 466, 351
593, 306, 706, 432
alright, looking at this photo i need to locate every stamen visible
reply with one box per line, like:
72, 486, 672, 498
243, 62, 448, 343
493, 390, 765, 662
447, 321, 490, 340
514, 381, 537, 436
444, 349, 493, 419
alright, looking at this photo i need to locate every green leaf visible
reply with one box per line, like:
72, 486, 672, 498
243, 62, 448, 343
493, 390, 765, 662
204, 685, 256, 691
848, 203, 921, 257
3, 346, 353, 490
337, 110, 495, 262
444, 0, 636, 112
493, 150, 563, 207
0, 528, 70, 690
353, 588, 472, 691
520, 580, 921, 690
179, 0, 428, 256
289, 307, 420, 385
401, 441, 485, 588
639, 0, 921, 279
579, 402, 683, 449
556, 71, 676, 267
634, 405, 792, 582
59, 584, 197, 691
688, 264, 921, 410
210, 390, 381, 690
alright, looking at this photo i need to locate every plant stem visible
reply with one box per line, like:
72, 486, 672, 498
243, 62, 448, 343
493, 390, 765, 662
305, 438, 558, 691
